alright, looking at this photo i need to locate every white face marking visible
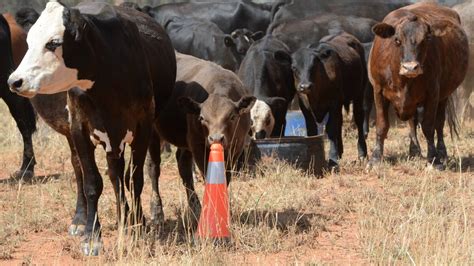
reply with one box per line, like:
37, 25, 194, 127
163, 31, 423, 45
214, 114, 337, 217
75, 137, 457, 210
250, 99, 275, 139
91, 129, 112, 152
244, 35, 250, 43
8, 1, 94, 98
119, 130, 134, 157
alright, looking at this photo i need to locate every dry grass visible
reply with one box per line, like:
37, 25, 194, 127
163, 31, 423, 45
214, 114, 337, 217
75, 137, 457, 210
0, 100, 472, 265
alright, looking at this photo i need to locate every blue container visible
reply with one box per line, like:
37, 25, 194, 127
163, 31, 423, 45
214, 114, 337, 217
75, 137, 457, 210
285, 111, 307, 136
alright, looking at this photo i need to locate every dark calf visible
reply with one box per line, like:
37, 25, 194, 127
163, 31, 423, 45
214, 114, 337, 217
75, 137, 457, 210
150, 53, 255, 226
226, 28, 264, 55
292, 32, 368, 168
238, 35, 295, 139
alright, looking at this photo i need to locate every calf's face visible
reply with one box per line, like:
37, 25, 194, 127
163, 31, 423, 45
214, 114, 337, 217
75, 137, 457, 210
292, 45, 339, 99
373, 15, 446, 79
180, 94, 256, 149
225, 29, 263, 55
8, 1, 93, 98
250, 97, 286, 139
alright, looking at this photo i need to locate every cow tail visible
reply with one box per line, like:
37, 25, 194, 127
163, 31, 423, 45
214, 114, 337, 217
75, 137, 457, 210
446, 95, 459, 139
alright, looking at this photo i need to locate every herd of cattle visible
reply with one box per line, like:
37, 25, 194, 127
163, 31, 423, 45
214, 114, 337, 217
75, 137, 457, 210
0, 0, 472, 256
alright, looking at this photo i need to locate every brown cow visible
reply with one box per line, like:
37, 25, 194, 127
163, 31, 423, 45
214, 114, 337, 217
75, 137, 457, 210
368, 2, 469, 170
149, 52, 255, 225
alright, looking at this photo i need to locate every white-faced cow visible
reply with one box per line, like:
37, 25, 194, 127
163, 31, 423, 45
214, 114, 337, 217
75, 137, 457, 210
368, 2, 469, 170
8, 1, 176, 256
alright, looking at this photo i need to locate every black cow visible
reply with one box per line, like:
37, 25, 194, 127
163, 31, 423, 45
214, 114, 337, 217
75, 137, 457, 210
291, 33, 368, 169
164, 16, 244, 72
238, 35, 295, 139
8, 2, 176, 256
148, 0, 282, 33
272, 0, 414, 24
228, 28, 264, 65
0, 13, 37, 180
269, 14, 377, 52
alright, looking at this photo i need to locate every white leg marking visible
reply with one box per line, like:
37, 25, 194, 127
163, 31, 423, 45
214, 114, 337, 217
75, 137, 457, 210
119, 130, 134, 157
91, 129, 112, 152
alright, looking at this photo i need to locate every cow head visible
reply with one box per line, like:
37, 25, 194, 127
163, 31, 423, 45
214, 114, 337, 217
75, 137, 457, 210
225, 28, 264, 55
179, 94, 256, 148
291, 43, 340, 98
250, 97, 286, 139
8, 1, 94, 98
372, 14, 447, 79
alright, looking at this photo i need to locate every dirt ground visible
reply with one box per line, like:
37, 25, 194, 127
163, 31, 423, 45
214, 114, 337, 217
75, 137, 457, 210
0, 101, 472, 265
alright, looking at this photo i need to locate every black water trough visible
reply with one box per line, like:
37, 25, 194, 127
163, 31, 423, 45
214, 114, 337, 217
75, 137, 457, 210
248, 135, 326, 176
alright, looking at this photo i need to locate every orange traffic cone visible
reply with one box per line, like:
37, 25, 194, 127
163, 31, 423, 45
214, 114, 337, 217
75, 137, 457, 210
196, 143, 230, 242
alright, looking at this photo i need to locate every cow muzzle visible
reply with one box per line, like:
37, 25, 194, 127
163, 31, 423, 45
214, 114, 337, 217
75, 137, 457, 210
399, 61, 423, 78
255, 130, 267, 140
297, 82, 313, 94
7, 77, 36, 98
208, 133, 226, 146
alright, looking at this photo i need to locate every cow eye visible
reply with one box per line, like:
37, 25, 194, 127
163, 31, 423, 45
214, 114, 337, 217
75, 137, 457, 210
394, 38, 401, 46
45, 39, 62, 52
230, 114, 237, 121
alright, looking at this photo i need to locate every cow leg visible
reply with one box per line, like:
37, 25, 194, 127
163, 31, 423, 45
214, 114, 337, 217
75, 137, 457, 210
106, 155, 129, 230
353, 98, 368, 159
127, 124, 151, 233
408, 116, 422, 158
326, 106, 343, 170
3, 92, 36, 179
70, 126, 103, 256
434, 99, 448, 170
67, 136, 87, 237
147, 127, 164, 229
369, 91, 390, 166
298, 97, 318, 136
176, 148, 201, 227
363, 84, 374, 139
421, 96, 439, 169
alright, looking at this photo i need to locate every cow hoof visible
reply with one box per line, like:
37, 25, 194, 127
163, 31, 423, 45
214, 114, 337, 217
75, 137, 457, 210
366, 158, 381, 172
409, 147, 422, 158
11, 170, 34, 181
68, 224, 85, 236
327, 160, 339, 173
433, 163, 446, 171
81, 237, 103, 256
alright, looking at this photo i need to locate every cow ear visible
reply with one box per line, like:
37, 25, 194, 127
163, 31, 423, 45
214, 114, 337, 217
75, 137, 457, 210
372, 23, 395, 38
237, 96, 257, 115
224, 36, 235, 47
274, 50, 291, 64
69, 8, 88, 42
178, 97, 201, 115
251, 31, 264, 41
429, 22, 449, 37
321, 57, 338, 81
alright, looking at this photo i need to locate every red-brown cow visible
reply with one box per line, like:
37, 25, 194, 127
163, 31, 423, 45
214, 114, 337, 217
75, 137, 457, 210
368, 2, 469, 170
